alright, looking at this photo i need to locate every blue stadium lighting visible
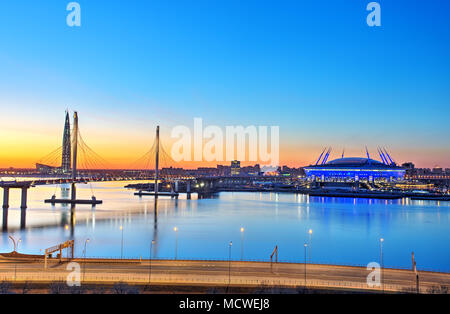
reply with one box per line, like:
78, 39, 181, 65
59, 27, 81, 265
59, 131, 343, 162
304, 150, 406, 182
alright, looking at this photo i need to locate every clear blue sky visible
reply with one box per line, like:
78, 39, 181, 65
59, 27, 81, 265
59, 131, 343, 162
0, 0, 449, 168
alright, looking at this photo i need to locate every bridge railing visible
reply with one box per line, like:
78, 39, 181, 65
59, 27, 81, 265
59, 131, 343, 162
0, 271, 437, 293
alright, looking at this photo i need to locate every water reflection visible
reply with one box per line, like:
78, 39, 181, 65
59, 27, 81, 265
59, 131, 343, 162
0, 181, 449, 271
153, 197, 158, 257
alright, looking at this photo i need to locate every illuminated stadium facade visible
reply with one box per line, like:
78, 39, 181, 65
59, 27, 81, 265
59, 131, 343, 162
304, 148, 406, 182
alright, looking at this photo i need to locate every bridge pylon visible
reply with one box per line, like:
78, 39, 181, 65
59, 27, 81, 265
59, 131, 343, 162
45, 111, 102, 206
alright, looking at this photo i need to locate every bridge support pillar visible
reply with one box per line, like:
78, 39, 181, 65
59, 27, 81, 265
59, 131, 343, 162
170, 183, 175, 198
174, 181, 179, 199
186, 181, 191, 200
2, 187, 9, 210
20, 187, 28, 229
71, 183, 76, 201
2, 187, 9, 231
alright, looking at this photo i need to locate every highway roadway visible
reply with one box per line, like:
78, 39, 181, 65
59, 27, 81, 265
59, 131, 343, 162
0, 257, 449, 293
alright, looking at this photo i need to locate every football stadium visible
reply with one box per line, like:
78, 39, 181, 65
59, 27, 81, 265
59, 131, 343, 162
304, 147, 406, 182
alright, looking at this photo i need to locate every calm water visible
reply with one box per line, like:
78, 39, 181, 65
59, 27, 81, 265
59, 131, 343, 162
1, 180, 449, 272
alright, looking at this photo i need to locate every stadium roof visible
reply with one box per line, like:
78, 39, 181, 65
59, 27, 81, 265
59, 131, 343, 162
325, 157, 383, 166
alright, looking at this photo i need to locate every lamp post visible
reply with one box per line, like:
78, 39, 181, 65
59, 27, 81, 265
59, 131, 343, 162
16, 238, 21, 281
308, 229, 312, 264
174, 227, 178, 260
120, 226, 124, 259
149, 239, 155, 284
240, 227, 244, 261
9, 236, 20, 281
228, 241, 233, 286
83, 238, 90, 282
304, 242, 307, 287
8, 235, 17, 252
380, 238, 384, 293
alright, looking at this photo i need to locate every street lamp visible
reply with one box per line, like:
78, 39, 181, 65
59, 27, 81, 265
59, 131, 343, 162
174, 227, 178, 260
120, 226, 124, 259
84, 239, 90, 258
8, 236, 21, 281
380, 238, 384, 293
8, 235, 18, 252
16, 238, 21, 281
304, 242, 307, 287
83, 238, 90, 282
308, 229, 312, 264
149, 239, 155, 284
228, 241, 233, 286
240, 227, 244, 261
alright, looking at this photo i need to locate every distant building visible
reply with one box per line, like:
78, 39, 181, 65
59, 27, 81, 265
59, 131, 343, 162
279, 165, 305, 177
196, 167, 219, 176
160, 167, 185, 176
240, 164, 261, 176
416, 168, 432, 175
402, 162, 415, 169
36, 163, 60, 174
231, 160, 240, 176
402, 162, 416, 176
304, 148, 405, 182
61, 111, 72, 174
217, 165, 231, 176
36, 111, 72, 175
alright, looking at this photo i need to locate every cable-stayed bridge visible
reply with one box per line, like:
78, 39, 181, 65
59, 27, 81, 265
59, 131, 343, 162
34, 111, 178, 181
0, 111, 192, 231
2, 111, 184, 184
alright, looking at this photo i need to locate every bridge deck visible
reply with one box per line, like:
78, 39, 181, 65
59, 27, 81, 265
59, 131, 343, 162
134, 191, 179, 197
44, 198, 103, 205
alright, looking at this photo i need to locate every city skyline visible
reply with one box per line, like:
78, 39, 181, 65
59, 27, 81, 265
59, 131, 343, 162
0, 110, 447, 169
1, 1, 449, 169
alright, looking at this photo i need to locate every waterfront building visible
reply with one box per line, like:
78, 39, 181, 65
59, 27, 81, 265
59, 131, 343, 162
304, 148, 406, 182
231, 160, 241, 176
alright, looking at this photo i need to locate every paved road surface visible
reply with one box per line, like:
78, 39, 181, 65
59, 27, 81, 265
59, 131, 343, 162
0, 257, 449, 293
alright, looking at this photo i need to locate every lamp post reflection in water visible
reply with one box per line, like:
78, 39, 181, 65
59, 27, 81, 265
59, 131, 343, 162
308, 229, 312, 264
240, 227, 244, 261
120, 226, 124, 259
83, 238, 90, 282
380, 238, 384, 293
304, 242, 307, 287
174, 227, 178, 260
228, 241, 233, 287
149, 239, 155, 284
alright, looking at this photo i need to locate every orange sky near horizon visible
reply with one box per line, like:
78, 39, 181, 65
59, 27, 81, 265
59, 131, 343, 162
0, 126, 449, 170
